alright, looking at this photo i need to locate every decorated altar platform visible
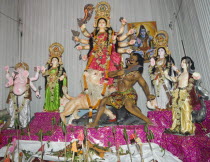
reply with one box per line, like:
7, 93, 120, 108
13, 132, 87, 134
0, 101, 210, 162
148, 101, 210, 162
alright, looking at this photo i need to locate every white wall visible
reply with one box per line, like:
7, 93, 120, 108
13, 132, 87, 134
1, 0, 210, 118
166, 0, 210, 92
193, 0, 210, 88
0, 0, 20, 109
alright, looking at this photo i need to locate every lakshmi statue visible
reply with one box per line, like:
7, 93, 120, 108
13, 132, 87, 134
148, 31, 175, 110
165, 56, 199, 135
41, 43, 67, 112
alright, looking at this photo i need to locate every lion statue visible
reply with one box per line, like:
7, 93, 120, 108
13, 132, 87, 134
60, 69, 116, 125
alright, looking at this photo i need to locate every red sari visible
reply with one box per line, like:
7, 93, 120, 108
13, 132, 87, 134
87, 32, 122, 85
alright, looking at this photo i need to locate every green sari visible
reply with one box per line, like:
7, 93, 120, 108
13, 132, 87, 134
43, 66, 67, 112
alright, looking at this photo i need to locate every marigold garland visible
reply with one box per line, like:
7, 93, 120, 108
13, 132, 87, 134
88, 109, 93, 118
83, 75, 88, 90
101, 83, 108, 96
93, 99, 101, 109
86, 94, 101, 109
108, 44, 112, 55
85, 54, 95, 70
105, 59, 110, 79
86, 94, 92, 108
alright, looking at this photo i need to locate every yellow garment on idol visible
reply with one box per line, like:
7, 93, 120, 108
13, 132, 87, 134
170, 88, 195, 135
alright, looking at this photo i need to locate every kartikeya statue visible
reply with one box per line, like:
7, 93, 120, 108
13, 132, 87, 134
164, 56, 203, 135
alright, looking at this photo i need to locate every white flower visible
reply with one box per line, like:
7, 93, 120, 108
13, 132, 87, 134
192, 72, 201, 80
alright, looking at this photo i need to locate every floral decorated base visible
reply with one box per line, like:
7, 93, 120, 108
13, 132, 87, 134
0, 101, 210, 162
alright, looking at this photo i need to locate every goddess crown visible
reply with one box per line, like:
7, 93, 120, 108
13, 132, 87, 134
94, 1, 111, 27
47, 42, 64, 65
153, 30, 171, 56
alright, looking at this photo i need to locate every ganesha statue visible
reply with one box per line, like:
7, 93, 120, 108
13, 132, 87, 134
5, 62, 41, 128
